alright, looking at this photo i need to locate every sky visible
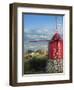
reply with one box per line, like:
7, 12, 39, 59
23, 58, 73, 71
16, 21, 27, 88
23, 14, 63, 52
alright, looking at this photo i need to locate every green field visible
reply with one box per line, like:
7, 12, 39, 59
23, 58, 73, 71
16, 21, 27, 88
24, 50, 63, 74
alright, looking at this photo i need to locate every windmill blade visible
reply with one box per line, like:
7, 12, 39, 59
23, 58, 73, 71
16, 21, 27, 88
29, 40, 50, 42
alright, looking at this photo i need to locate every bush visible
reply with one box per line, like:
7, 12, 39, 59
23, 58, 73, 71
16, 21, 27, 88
24, 56, 48, 74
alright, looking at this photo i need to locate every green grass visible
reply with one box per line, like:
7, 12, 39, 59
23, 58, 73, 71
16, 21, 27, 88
24, 55, 48, 74
24, 50, 63, 74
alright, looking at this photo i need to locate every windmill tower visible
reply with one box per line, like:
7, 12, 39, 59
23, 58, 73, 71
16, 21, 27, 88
46, 16, 63, 73
49, 16, 63, 61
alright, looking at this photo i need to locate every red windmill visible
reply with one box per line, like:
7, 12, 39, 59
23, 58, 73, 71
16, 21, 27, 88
49, 32, 63, 61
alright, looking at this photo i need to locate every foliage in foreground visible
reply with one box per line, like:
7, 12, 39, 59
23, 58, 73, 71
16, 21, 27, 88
24, 50, 63, 74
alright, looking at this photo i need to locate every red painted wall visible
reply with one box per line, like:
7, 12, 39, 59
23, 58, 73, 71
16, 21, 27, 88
49, 33, 63, 60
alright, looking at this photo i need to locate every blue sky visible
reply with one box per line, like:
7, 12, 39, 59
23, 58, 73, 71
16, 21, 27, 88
23, 14, 63, 51
24, 14, 58, 30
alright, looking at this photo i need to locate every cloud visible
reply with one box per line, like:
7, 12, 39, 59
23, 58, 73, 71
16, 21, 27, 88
24, 27, 57, 41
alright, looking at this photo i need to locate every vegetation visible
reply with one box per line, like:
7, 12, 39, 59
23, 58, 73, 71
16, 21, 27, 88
24, 49, 63, 74
24, 49, 48, 74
